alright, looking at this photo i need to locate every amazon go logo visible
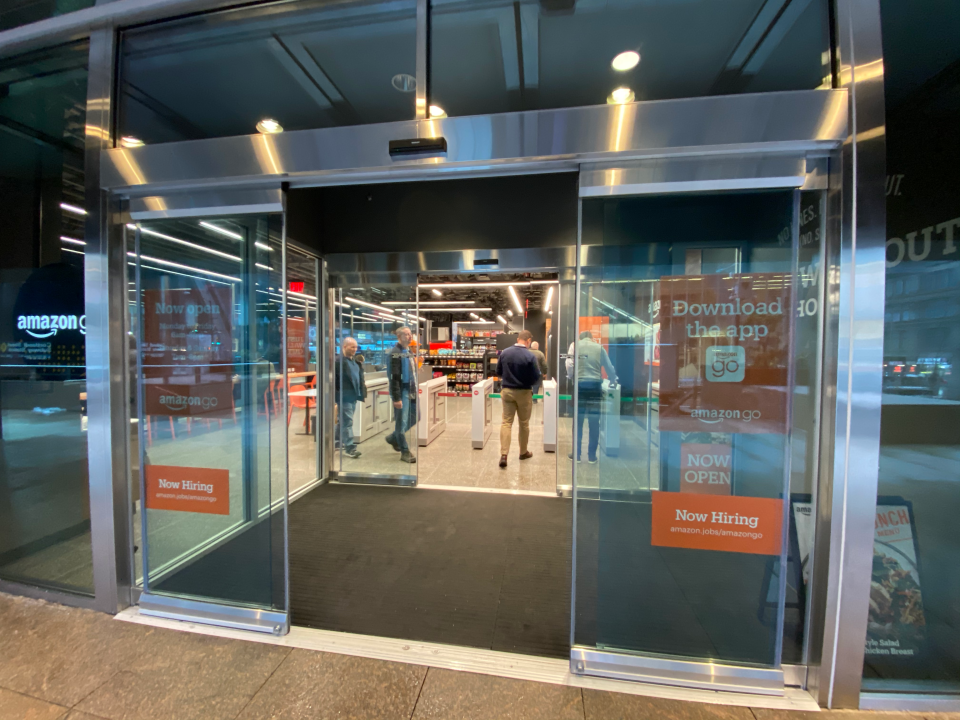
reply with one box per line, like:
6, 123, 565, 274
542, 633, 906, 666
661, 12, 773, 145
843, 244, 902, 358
680, 443, 732, 495
159, 394, 219, 411
17, 313, 86, 339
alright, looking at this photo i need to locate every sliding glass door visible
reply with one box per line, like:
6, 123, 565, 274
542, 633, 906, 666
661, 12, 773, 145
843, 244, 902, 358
572, 173, 825, 692
131, 211, 289, 633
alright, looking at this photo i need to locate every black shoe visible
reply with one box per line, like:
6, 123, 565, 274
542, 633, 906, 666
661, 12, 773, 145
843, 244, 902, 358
344, 448, 361, 458
519, 451, 533, 460
587, 456, 598, 464
567, 452, 581, 461
499, 455, 508, 468
385, 435, 400, 452
400, 451, 416, 463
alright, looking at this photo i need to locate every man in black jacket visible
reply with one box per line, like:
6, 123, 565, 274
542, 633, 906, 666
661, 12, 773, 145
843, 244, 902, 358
334, 337, 366, 458
386, 326, 417, 464
495, 330, 541, 468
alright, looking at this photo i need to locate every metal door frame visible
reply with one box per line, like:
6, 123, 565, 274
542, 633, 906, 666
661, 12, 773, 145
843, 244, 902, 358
91, 89, 869, 699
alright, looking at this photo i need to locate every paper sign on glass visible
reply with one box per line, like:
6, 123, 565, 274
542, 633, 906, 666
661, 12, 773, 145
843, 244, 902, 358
145, 465, 230, 515
650, 491, 783, 555
659, 273, 792, 434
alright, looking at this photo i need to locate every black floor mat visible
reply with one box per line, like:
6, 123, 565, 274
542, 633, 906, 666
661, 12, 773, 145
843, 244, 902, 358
289, 483, 572, 658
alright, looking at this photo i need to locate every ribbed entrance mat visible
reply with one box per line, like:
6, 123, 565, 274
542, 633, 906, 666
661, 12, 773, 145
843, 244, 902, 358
290, 483, 572, 658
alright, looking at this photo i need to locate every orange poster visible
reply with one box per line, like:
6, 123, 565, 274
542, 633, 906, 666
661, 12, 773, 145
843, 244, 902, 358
679, 443, 732, 495
145, 465, 230, 515
578, 316, 609, 349
659, 273, 792, 434
141, 284, 233, 378
650, 491, 783, 555
144, 381, 235, 418
286, 317, 307, 372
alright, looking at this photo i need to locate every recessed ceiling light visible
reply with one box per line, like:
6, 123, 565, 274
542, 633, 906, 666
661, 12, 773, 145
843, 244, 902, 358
392, 73, 417, 92
607, 87, 635, 104
256, 119, 283, 134
431, 288, 442, 297
611, 51, 640, 72
119, 136, 144, 148
429, 105, 447, 118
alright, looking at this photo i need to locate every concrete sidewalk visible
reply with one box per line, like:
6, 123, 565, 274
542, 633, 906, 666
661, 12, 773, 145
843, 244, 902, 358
0, 592, 952, 720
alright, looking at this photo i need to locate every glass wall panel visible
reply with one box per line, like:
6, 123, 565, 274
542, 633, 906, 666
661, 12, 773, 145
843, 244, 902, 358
430, 0, 830, 118
0, 0, 94, 32
133, 214, 286, 612
286, 247, 319, 495
118, 0, 417, 146
862, 0, 960, 694
0, 42, 92, 594
574, 191, 820, 668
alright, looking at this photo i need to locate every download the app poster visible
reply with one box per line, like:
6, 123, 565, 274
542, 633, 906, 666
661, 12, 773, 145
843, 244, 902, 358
658, 273, 792, 434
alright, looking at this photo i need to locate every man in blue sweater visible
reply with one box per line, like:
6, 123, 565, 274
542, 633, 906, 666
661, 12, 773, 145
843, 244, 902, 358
496, 329, 541, 468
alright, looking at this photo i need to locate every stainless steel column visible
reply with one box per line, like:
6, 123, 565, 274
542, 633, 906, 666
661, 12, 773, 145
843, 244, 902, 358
84, 26, 135, 613
811, 0, 887, 708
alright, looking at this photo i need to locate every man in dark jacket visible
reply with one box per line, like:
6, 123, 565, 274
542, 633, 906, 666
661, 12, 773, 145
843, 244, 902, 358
386, 326, 417, 464
495, 329, 541, 468
334, 337, 366, 458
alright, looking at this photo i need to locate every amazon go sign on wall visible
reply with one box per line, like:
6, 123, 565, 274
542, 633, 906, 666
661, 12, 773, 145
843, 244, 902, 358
142, 285, 234, 417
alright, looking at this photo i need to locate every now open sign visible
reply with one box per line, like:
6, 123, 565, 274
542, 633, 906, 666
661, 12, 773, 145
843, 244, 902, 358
680, 443, 732, 495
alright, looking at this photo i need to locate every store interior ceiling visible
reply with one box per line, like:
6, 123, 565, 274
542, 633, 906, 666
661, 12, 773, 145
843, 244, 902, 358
414, 272, 557, 326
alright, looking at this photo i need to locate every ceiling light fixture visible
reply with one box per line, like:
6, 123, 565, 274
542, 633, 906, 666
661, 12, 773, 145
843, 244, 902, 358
611, 51, 640, 71
391, 73, 417, 92
508, 285, 524, 315
431, 288, 442, 297
345, 296, 392, 313
256, 118, 283, 134
60, 202, 86, 216
429, 105, 447, 118
469, 312, 479, 319
418, 307, 492, 312
199, 221, 243, 240
545, 286, 554, 312
386, 300, 476, 306
497, 315, 507, 324
127, 224, 242, 262
507, 309, 513, 317
608, 87, 635, 104
60, 236, 86, 246
126, 252, 240, 282
418, 281, 531, 288
119, 136, 145, 148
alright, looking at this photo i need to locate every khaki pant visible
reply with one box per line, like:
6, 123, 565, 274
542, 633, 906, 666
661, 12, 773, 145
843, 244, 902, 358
500, 387, 533, 455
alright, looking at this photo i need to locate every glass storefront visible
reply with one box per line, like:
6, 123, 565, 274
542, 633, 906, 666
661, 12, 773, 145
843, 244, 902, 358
431, 0, 831, 117
864, 0, 960, 694
10, 0, 959, 708
117, 0, 418, 145
0, 41, 92, 594
0, 0, 94, 32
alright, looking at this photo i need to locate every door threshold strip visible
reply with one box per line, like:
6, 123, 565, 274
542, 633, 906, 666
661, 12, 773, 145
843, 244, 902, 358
115, 608, 818, 711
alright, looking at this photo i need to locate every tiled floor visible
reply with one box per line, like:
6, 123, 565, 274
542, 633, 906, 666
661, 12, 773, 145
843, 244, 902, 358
0, 592, 955, 720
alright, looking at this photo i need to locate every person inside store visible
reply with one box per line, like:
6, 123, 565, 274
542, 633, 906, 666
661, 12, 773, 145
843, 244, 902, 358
496, 329, 542, 469
570, 330, 618, 464
529, 340, 548, 403
334, 336, 366, 458
386, 325, 418, 464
